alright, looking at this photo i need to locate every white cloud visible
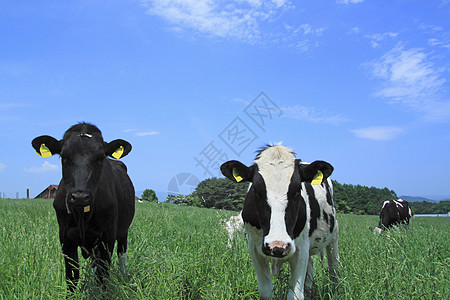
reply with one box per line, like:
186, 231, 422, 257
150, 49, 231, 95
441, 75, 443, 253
337, 0, 364, 4
25, 161, 59, 173
136, 131, 160, 136
347, 27, 361, 35
0, 163, 5, 172
350, 126, 404, 141
122, 129, 160, 136
282, 23, 326, 51
140, 0, 293, 42
298, 24, 326, 36
428, 38, 450, 49
366, 43, 450, 122
281, 105, 350, 125
366, 32, 398, 48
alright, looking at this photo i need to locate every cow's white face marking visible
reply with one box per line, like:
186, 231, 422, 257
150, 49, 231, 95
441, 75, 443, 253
80, 133, 92, 138
255, 146, 296, 254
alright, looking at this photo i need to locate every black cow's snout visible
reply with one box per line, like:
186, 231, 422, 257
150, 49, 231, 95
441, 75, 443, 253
69, 191, 91, 205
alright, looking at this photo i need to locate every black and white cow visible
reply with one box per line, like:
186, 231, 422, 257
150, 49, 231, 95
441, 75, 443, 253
224, 212, 244, 248
221, 145, 339, 300
32, 123, 135, 292
373, 199, 412, 234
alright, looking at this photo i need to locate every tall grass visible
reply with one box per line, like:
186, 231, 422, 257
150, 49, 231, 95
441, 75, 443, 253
0, 199, 448, 299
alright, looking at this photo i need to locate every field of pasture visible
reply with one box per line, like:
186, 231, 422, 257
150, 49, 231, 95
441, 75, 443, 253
0, 198, 448, 299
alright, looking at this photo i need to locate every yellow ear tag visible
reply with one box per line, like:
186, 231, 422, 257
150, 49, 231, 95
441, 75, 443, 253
112, 146, 124, 159
84, 205, 90, 213
311, 170, 323, 185
39, 144, 52, 158
232, 168, 243, 182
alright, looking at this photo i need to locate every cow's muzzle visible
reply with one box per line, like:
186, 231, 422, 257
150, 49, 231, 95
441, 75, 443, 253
66, 191, 92, 214
263, 241, 292, 258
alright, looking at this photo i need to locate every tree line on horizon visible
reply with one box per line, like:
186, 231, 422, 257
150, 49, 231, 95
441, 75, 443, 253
143, 177, 448, 215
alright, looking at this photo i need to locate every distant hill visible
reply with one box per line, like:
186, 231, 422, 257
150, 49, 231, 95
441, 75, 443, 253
399, 196, 440, 203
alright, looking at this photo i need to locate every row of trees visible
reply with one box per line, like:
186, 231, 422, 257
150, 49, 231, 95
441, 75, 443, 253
166, 177, 247, 211
142, 178, 448, 215
162, 177, 399, 214
332, 181, 398, 215
409, 200, 449, 214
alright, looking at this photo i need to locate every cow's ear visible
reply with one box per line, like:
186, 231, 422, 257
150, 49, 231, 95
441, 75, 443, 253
221, 160, 253, 183
106, 139, 132, 159
299, 160, 334, 185
32, 135, 61, 158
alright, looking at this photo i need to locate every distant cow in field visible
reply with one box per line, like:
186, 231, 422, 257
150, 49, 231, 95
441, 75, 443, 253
224, 212, 244, 248
221, 145, 339, 300
373, 199, 412, 234
32, 122, 135, 292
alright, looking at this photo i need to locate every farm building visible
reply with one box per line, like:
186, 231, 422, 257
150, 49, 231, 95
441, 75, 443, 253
35, 185, 58, 199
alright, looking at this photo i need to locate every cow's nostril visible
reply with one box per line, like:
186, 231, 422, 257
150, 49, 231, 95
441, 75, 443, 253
272, 247, 285, 257
70, 192, 90, 204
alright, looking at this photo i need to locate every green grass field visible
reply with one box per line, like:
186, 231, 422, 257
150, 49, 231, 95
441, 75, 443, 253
0, 199, 448, 299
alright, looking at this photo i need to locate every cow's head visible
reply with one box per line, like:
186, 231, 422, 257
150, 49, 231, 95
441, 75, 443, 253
32, 123, 131, 215
221, 145, 333, 258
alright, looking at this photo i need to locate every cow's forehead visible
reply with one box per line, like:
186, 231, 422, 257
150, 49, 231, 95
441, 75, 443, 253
254, 145, 296, 194
61, 133, 104, 156
254, 145, 296, 165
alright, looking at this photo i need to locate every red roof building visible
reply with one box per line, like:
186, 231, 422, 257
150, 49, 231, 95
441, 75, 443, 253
35, 185, 58, 199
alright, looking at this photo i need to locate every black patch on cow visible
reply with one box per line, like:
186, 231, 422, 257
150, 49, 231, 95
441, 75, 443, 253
285, 163, 307, 239
242, 185, 262, 229
242, 170, 271, 236
284, 172, 306, 239
324, 180, 334, 207
292, 195, 307, 238
305, 183, 320, 236
323, 209, 329, 224
329, 214, 335, 233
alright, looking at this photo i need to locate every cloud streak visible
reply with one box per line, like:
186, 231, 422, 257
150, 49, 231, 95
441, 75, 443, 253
123, 129, 160, 136
366, 43, 450, 122
281, 105, 350, 125
25, 161, 59, 173
336, 0, 364, 4
282, 23, 327, 51
351, 126, 404, 141
135, 131, 160, 136
140, 0, 293, 43
366, 32, 398, 48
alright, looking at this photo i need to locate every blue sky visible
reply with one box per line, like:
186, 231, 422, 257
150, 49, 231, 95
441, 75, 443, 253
1, 0, 450, 200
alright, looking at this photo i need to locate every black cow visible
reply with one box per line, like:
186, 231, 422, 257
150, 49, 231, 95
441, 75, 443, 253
373, 199, 412, 234
221, 145, 339, 300
32, 123, 135, 291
